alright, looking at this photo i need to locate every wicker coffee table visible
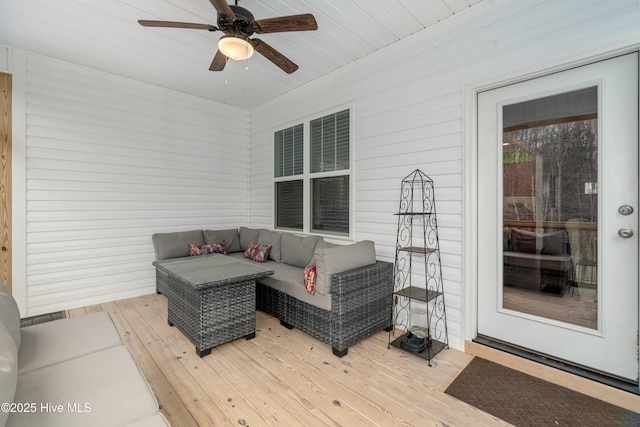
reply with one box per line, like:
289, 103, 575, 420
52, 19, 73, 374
153, 254, 274, 357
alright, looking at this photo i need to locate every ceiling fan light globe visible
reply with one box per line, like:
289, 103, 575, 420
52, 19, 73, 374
218, 36, 254, 61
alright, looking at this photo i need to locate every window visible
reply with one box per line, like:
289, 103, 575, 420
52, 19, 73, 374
275, 124, 303, 178
274, 108, 352, 236
274, 124, 303, 229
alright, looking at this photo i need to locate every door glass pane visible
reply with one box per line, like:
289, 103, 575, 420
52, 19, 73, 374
502, 87, 598, 329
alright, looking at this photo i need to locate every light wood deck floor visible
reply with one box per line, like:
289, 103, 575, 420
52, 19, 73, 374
68, 293, 640, 426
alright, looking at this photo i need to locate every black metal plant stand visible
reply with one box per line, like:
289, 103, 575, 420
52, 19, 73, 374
388, 169, 449, 365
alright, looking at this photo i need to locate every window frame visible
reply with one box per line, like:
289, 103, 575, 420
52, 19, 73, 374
272, 104, 355, 238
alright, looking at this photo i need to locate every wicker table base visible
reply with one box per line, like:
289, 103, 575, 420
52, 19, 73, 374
154, 255, 274, 357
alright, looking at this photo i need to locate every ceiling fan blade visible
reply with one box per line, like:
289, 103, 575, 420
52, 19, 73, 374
251, 14, 318, 34
209, 0, 235, 18
209, 50, 228, 71
249, 38, 298, 74
138, 20, 218, 31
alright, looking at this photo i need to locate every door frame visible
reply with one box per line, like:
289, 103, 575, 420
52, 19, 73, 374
463, 47, 640, 387
0, 72, 11, 292
5, 47, 27, 315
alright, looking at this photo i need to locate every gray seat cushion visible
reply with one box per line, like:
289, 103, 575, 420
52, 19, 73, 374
256, 257, 332, 310
269, 262, 305, 288
284, 281, 332, 311
227, 252, 285, 291
126, 413, 172, 427
8, 346, 159, 427
18, 311, 123, 374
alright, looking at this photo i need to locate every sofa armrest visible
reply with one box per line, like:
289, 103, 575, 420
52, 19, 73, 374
331, 260, 394, 301
330, 261, 394, 351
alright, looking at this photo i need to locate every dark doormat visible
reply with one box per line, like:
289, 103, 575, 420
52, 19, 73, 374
445, 357, 640, 427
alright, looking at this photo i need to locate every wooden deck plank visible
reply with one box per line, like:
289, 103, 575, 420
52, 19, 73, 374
128, 293, 278, 426
115, 296, 232, 426
65, 307, 86, 317
230, 319, 410, 426
100, 300, 198, 427
66, 293, 640, 426
84, 304, 104, 314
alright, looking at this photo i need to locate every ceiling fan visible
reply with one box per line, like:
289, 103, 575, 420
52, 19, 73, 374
138, 0, 318, 74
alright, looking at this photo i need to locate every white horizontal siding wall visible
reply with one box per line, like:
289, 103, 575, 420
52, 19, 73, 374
0, 45, 8, 72
22, 54, 249, 315
249, 0, 640, 351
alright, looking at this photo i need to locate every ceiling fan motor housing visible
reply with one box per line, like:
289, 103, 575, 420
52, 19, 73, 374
218, 5, 255, 37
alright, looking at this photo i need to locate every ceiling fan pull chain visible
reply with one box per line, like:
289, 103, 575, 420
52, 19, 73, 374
245, 42, 250, 70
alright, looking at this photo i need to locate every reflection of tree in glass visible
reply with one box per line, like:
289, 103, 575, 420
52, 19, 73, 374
503, 119, 597, 222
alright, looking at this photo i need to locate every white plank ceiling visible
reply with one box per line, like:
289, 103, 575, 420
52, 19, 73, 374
0, 0, 483, 109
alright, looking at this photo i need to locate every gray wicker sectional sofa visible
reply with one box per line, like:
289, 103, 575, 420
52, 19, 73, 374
152, 227, 394, 357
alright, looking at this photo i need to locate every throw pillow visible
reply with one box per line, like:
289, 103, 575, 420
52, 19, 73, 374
204, 229, 241, 253
210, 241, 225, 254
304, 263, 317, 294
189, 241, 225, 256
243, 242, 272, 263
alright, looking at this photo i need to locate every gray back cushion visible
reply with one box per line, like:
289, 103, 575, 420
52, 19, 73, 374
258, 229, 282, 262
314, 240, 377, 295
239, 227, 261, 251
152, 230, 204, 260
280, 234, 322, 268
204, 229, 241, 253
310, 240, 340, 265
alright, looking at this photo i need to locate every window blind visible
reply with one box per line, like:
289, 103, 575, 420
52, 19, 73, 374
274, 124, 303, 177
310, 109, 349, 173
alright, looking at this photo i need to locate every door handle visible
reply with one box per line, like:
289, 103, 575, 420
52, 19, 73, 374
618, 227, 634, 238
619, 205, 634, 215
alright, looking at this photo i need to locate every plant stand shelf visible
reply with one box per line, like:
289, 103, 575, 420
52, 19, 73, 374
388, 169, 449, 366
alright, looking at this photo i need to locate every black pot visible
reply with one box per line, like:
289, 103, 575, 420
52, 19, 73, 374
400, 332, 431, 354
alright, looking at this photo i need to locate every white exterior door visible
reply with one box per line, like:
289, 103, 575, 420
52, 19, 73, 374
477, 53, 638, 382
